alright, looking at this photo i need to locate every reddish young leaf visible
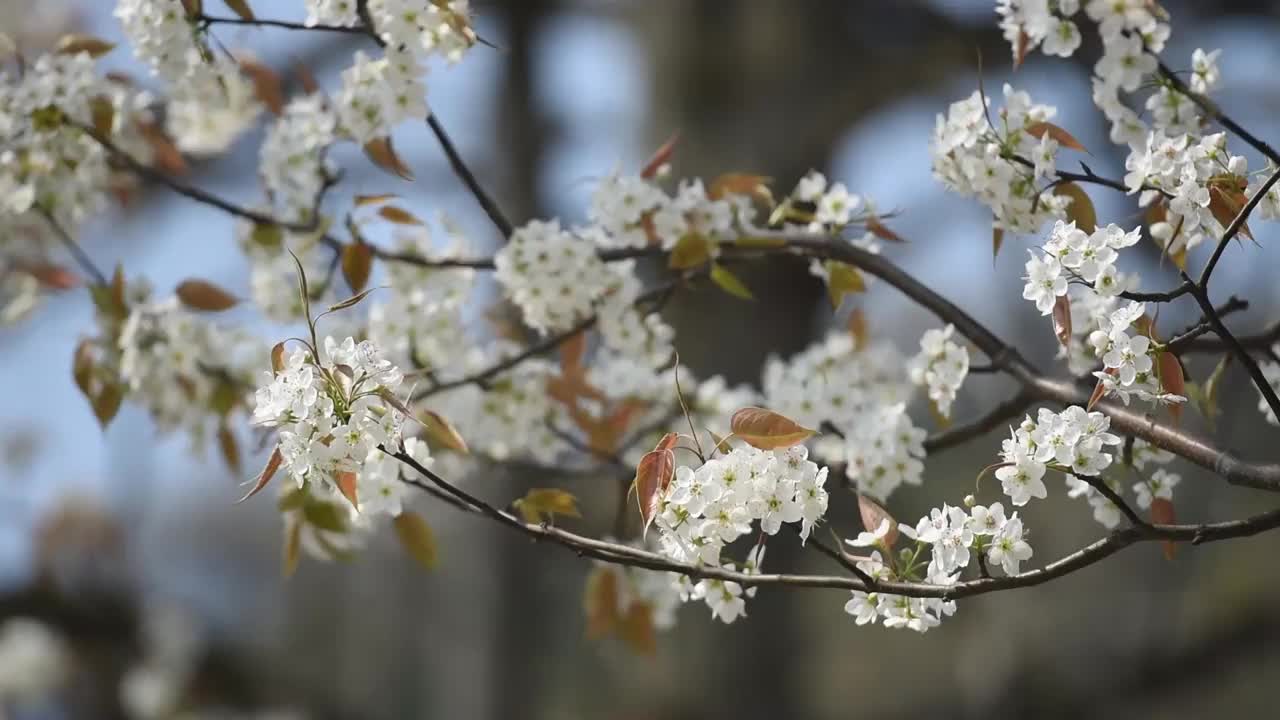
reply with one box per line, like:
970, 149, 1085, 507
1207, 183, 1254, 241
377, 206, 425, 225
138, 121, 187, 175
19, 262, 80, 290
1024, 121, 1088, 152
1014, 29, 1031, 69
1053, 182, 1097, 233
341, 241, 374, 294
225, 0, 256, 21
1087, 369, 1115, 411
708, 173, 774, 206
730, 407, 816, 450
176, 279, 239, 311
583, 566, 620, 640
237, 447, 283, 503
419, 408, 469, 454
218, 422, 240, 474
618, 601, 657, 656
239, 58, 285, 115
1156, 351, 1186, 424
270, 341, 287, 375
393, 510, 439, 570
295, 62, 319, 95
336, 470, 359, 511
91, 382, 123, 429
992, 225, 1005, 262
857, 494, 900, 548
1052, 294, 1072, 348
1150, 497, 1176, 560
639, 132, 680, 179
866, 216, 906, 243
634, 434, 677, 535
363, 136, 414, 181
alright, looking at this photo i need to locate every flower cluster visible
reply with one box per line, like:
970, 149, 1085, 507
1066, 438, 1176, 529
258, 95, 337, 224
842, 552, 956, 633
368, 222, 476, 376
907, 324, 969, 418
1022, 221, 1141, 315
996, 0, 1082, 60
0, 618, 69, 704
682, 545, 765, 624
366, 0, 476, 63
0, 51, 151, 234
652, 445, 828, 622
931, 84, 1072, 233
1086, 301, 1185, 406
118, 294, 260, 443
253, 337, 411, 519
334, 48, 427, 144
1124, 132, 1249, 255
494, 219, 613, 334
997, 405, 1122, 505
115, 0, 261, 154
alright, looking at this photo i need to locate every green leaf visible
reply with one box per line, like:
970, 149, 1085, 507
668, 233, 711, 270
824, 260, 865, 309
709, 262, 753, 300
393, 510, 439, 570
303, 498, 348, 533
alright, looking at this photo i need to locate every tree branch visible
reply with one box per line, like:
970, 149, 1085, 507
390, 447, 1280, 600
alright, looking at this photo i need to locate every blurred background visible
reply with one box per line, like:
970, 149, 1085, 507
4, 0, 1280, 717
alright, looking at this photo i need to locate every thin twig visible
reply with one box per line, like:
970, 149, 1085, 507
36, 208, 107, 286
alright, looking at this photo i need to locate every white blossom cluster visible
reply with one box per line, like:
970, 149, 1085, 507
788, 170, 872, 231
0, 618, 69, 705
931, 84, 1072, 233
1055, 272, 1140, 375
365, 0, 476, 63
680, 544, 765, 624
1124, 132, 1250, 255
118, 294, 261, 443
253, 337, 415, 522
368, 224, 476, 375
334, 48, 427, 144
842, 499, 1034, 632
235, 221, 346, 325
494, 219, 612, 334
652, 445, 828, 622
115, 0, 261, 155
1066, 438, 1177, 528
258, 95, 337, 224
996, 0, 1083, 60
842, 550, 956, 633
906, 324, 969, 418
1086, 301, 1185, 406
0, 51, 152, 234
996, 405, 1122, 506
761, 333, 922, 499
1022, 220, 1140, 314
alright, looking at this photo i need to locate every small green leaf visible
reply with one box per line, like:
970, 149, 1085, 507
303, 498, 348, 533
824, 260, 865, 309
709, 262, 753, 300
